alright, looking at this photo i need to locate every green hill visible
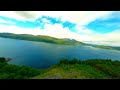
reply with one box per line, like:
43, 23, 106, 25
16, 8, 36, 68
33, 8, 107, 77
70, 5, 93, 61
1, 57, 120, 79
91, 45, 120, 51
92, 45, 114, 50
32, 58, 120, 79
0, 33, 119, 51
0, 33, 86, 46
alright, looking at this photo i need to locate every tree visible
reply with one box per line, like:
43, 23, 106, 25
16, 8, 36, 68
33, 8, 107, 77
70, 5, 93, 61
0, 57, 6, 63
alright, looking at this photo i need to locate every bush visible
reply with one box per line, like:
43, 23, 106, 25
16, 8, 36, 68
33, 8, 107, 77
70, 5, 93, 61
59, 58, 81, 65
0, 57, 41, 79
0, 57, 7, 63
59, 58, 69, 64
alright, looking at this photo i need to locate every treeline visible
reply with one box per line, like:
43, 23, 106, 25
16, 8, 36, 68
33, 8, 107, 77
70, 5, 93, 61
0, 57, 41, 79
58, 58, 120, 79
0, 57, 120, 79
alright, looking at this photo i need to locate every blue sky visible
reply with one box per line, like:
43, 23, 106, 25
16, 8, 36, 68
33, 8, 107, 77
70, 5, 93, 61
86, 17, 120, 33
0, 11, 120, 46
0, 15, 76, 30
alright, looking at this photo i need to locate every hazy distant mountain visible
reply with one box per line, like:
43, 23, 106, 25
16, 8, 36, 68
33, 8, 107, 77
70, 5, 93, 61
89, 44, 120, 51
63, 38, 79, 43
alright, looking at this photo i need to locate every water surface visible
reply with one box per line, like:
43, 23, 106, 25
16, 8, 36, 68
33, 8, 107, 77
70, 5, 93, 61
0, 37, 120, 69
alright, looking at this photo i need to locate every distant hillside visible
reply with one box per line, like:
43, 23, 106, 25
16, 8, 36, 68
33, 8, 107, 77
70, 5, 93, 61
85, 43, 120, 51
91, 45, 120, 51
0, 33, 86, 46
93, 45, 114, 50
0, 33, 119, 51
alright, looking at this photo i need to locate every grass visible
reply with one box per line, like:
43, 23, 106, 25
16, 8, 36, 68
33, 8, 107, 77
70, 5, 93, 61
0, 57, 120, 79
33, 59, 120, 79
0, 33, 86, 46
33, 64, 110, 79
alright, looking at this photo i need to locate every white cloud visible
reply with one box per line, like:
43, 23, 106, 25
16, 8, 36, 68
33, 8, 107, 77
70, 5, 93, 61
75, 26, 97, 35
60, 11, 113, 26
102, 30, 120, 42
0, 23, 120, 46
0, 18, 15, 25
0, 11, 114, 25
99, 11, 120, 20
0, 11, 119, 46
0, 11, 25, 21
14, 11, 36, 19
31, 11, 113, 25
42, 18, 51, 24
82, 29, 120, 46
0, 24, 94, 41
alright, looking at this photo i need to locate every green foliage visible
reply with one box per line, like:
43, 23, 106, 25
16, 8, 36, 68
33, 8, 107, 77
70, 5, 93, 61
85, 61, 120, 79
1, 57, 120, 79
59, 58, 81, 65
59, 58, 69, 65
0, 58, 41, 79
58, 58, 120, 79
0, 57, 7, 63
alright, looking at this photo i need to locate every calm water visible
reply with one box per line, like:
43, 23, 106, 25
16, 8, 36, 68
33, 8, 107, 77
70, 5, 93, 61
0, 37, 120, 69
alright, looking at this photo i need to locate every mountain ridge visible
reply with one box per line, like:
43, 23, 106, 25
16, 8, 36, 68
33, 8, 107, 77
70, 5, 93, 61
0, 32, 120, 51
0, 32, 86, 46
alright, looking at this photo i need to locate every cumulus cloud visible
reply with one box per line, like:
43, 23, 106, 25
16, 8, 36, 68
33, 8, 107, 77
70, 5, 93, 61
103, 30, 120, 42
0, 11, 119, 46
14, 11, 36, 20
31, 11, 113, 25
0, 24, 95, 41
0, 11, 113, 25
41, 18, 51, 24
82, 29, 120, 46
0, 19, 15, 25
0, 23, 120, 46
0, 11, 26, 21
0, 24, 75, 38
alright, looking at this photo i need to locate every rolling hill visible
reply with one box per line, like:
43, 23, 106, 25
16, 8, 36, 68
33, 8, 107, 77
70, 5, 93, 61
0, 33, 120, 51
0, 33, 86, 46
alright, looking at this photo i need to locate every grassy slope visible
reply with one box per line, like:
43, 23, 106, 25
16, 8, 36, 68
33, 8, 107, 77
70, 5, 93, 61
33, 59, 120, 79
0, 57, 120, 79
32, 64, 110, 79
0, 33, 86, 46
